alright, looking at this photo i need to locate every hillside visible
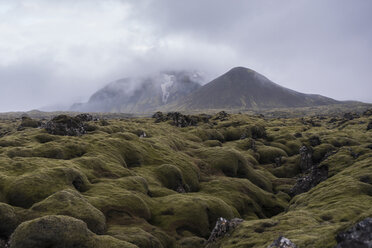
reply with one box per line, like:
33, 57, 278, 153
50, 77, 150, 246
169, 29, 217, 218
71, 71, 202, 113
174, 67, 338, 111
0, 109, 371, 247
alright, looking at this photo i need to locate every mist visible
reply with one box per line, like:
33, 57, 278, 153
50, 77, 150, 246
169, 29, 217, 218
0, 0, 371, 112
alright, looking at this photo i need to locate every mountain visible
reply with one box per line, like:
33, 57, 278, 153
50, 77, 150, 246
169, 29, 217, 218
71, 71, 203, 113
173, 67, 338, 110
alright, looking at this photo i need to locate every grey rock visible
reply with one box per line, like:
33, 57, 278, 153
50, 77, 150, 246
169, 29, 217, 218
335, 218, 372, 248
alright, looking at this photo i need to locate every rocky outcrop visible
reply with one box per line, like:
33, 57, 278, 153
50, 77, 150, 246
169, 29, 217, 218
213, 111, 229, 121
152, 112, 210, 127
44, 114, 93, 136
299, 146, 312, 172
268, 236, 297, 248
335, 218, 372, 248
367, 120, 372, 131
207, 217, 243, 243
290, 164, 328, 196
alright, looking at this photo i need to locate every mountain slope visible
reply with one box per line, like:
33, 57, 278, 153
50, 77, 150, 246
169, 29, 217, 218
71, 71, 202, 113
174, 67, 338, 110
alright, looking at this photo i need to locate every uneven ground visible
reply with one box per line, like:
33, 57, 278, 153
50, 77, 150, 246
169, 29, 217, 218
0, 109, 371, 248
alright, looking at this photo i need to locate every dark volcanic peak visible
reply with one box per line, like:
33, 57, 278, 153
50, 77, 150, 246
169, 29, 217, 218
175, 66, 338, 110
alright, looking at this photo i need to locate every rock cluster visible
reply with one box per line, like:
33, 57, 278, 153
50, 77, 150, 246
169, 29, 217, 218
290, 164, 328, 196
335, 218, 372, 248
44, 114, 93, 136
267, 236, 297, 248
367, 120, 372, 131
290, 145, 329, 196
213, 111, 229, 121
207, 217, 243, 243
152, 112, 210, 127
299, 146, 312, 172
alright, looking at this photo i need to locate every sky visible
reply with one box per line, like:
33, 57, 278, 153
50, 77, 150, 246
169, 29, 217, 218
0, 0, 371, 112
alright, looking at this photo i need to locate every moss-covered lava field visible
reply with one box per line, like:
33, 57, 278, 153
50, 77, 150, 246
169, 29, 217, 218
0, 109, 372, 248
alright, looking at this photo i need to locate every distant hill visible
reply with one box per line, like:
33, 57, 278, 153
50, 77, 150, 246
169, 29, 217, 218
173, 67, 338, 110
70, 71, 203, 113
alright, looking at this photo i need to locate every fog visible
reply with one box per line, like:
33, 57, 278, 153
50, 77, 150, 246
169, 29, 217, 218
0, 0, 371, 112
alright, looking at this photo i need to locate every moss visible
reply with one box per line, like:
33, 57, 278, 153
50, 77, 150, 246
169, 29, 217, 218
0, 203, 18, 238
178, 236, 206, 248
30, 189, 106, 234
5, 167, 89, 208
9, 215, 138, 248
154, 164, 184, 191
312, 143, 336, 163
190, 128, 225, 142
257, 145, 288, 164
150, 194, 236, 238
83, 180, 151, 221
203, 140, 222, 147
34, 133, 57, 143
200, 177, 287, 219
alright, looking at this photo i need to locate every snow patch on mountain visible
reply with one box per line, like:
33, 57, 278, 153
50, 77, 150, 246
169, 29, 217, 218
161, 74, 175, 104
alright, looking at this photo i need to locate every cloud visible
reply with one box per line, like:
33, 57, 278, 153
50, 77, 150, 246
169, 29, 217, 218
0, 0, 371, 111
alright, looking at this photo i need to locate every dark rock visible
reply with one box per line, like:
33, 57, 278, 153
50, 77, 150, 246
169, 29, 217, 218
367, 144, 372, 150
274, 157, 282, 168
75, 113, 93, 122
294, 132, 302, 138
363, 109, 372, 116
213, 111, 229, 121
335, 218, 372, 248
153, 112, 210, 127
347, 148, 360, 159
329, 117, 338, 123
309, 136, 321, 146
0, 239, 9, 248
290, 165, 328, 196
268, 236, 297, 248
367, 121, 372, 131
299, 146, 312, 172
44, 114, 92, 136
207, 217, 243, 243
343, 112, 360, 120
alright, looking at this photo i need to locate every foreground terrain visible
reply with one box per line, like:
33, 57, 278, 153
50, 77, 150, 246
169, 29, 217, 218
0, 109, 371, 247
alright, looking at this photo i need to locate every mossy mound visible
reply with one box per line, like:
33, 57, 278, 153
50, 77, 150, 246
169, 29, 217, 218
9, 215, 137, 248
154, 164, 185, 191
150, 194, 236, 238
0, 203, 18, 239
30, 189, 106, 234
5, 167, 89, 208
257, 145, 288, 164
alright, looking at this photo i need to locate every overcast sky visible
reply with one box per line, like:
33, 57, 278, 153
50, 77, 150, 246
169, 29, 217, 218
0, 0, 371, 112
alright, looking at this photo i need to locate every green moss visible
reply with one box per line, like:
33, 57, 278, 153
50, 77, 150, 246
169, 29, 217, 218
203, 140, 222, 147
257, 145, 288, 164
154, 164, 184, 191
5, 167, 89, 208
150, 194, 236, 238
30, 189, 106, 234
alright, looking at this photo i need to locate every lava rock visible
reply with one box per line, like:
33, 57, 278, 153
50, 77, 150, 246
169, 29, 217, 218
213, 111, 229, 121
367, 121, 372, 131
153, 112, 209, 127
299, 146, 312, 172
268, 236, 297, 248
309, 136, 321, 146
363, 109, 372, 116
44, 114, 92, 136
290, 164, 328, 196
343, 112, 359, 120
207, 217, 243, 243
335, 218, 372, 248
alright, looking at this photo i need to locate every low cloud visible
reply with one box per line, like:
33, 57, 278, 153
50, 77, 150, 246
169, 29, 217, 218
0, 0, 371, 111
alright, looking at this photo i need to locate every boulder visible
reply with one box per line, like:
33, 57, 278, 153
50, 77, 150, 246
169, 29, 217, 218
207, 217, 243, 243
290, 165, 328, 196
44, 114, 92, 136
335, 218, 372, 248
367, 120, 372, 131
299, 146, 312, 172
213, 111, 229, 121
267, 236, 297, 248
